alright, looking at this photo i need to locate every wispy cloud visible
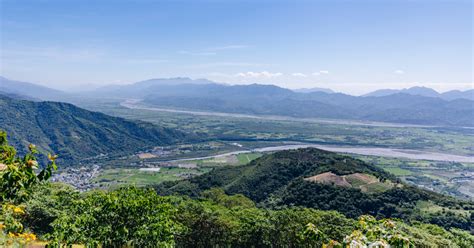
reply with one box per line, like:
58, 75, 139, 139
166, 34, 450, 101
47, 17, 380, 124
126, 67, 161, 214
1, 46, 106, 62
2, 46, 169, 65
123, 58, 168, 64
292, 73, 307, 77
235, 71, 283, 78
206, 45, 249, 51
394, 69, 405, 74
178, 50, 216, 56
178, 44, 249, 56
188, 62, 270, 68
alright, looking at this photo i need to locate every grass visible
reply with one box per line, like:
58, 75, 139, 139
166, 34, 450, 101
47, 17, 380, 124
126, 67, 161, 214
362, 182, 393, 193
416, 200, 470, 218
381, 167, 413, 176
92, 167, 202, 187
236, 153, 262, 164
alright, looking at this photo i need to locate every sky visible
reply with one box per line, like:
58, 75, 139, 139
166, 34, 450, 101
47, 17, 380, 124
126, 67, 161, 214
0, 0, 472, 94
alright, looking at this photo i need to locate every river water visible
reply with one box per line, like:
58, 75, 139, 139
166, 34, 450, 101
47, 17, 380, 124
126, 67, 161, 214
166, 144, 474, 163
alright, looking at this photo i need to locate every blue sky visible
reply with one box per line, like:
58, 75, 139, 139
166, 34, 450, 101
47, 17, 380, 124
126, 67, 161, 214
0, 0, 472, 94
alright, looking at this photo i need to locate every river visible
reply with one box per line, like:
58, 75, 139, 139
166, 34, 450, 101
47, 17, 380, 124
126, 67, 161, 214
120, 99, 434, 128
166, 144, 474, 163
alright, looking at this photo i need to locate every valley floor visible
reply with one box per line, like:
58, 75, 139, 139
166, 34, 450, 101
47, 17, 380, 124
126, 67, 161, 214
55, 98, 474, 199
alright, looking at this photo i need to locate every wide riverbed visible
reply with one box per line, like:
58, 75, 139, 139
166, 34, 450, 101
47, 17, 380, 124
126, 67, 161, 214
167, 144, 474, 163
121, 99, 433, 128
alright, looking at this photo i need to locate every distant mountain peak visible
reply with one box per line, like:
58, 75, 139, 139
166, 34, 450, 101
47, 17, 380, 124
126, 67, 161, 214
363, 86, 473, 100
364, 86, 439, 98
293, 87, 335, 94
0, 76, 65, 101
402, 86, 439, 97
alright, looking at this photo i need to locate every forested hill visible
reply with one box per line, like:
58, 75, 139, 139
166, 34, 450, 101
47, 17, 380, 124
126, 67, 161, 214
0, 94, 191, 164
157, 148, 474, 231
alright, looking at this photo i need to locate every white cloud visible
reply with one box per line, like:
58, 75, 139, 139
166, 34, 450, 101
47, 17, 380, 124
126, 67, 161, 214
394, 70, 405, 74
292, 73, 307, 77
235, 71, 283, 78
312, 70, 329, 76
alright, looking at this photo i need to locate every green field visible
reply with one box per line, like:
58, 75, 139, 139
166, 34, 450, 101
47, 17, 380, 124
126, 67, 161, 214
91, 167, 211, 187
416, 200, 470, 218
354, 155, 474, 199
380, 167, 413, 176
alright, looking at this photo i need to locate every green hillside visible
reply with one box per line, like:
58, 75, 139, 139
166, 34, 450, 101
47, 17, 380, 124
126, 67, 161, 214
157, 148, 474, 231
0, 95, 191, 164
1, 131, 473, 247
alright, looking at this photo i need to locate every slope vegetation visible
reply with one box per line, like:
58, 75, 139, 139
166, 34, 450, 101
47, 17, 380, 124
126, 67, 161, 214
0, 95, 190, 164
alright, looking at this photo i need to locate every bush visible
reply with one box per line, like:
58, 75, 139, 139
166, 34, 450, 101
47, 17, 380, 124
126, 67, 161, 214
48, 187, 180, 247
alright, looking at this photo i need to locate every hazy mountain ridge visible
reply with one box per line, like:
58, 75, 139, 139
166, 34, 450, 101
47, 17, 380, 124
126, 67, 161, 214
88, 77, 224, 98
3, 76, 473, 126
0, 76, 67, 101
139, 84, 473, 127
0, 94, 191, 164
364, 86, 474, 101
293, 87, 335, 94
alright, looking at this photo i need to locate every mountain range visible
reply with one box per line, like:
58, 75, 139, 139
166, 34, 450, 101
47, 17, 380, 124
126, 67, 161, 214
86, 78, 473, 127
363, 86, 474, 101
2, 76, 473, 127
0, 94, 191, 164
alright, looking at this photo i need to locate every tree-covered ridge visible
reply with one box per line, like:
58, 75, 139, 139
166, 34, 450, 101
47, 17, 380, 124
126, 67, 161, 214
0, 94, 192, 164
156, 148, 474, 231
13, 185, 474, 247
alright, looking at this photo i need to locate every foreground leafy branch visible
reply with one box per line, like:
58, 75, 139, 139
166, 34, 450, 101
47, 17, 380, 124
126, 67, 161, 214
0, 130, 57, 246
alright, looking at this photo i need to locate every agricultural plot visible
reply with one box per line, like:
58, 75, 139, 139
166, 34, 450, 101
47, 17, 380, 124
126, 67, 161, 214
91, 167, 209, 188
355, 155, 474, 199
305, 172, 395, 193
